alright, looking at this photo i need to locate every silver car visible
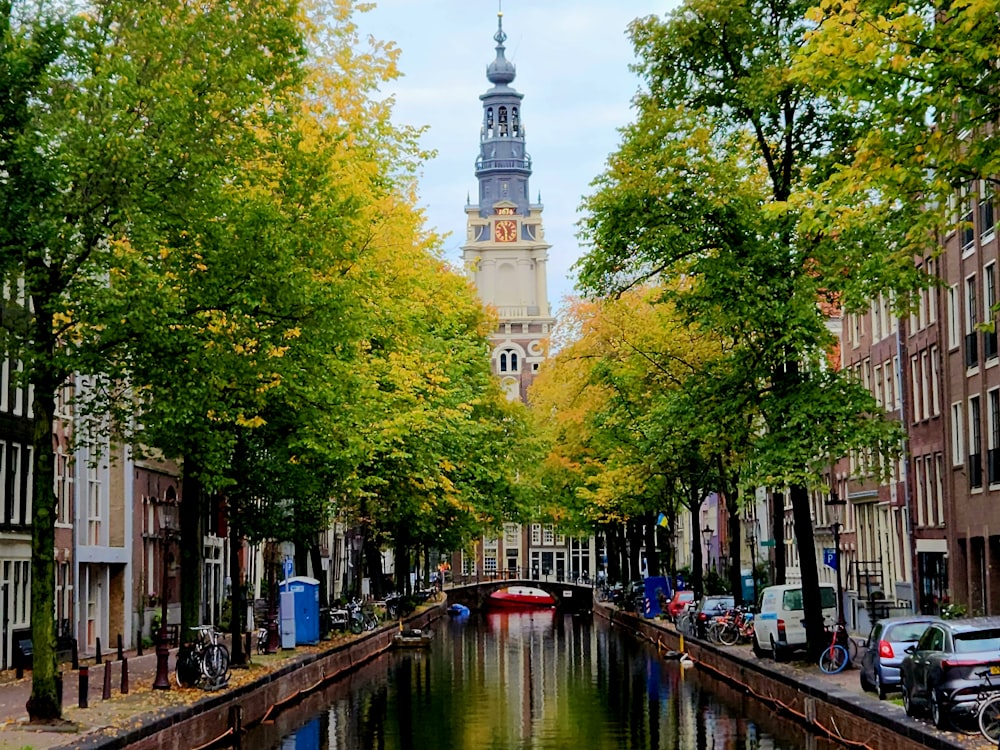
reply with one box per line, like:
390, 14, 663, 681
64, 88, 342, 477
859, 615, 941, 699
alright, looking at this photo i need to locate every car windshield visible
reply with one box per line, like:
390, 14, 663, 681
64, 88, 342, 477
886, 623, 932, 642
955, 629, 1000, 653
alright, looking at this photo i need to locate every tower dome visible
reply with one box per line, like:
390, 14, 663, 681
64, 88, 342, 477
486, 13, 516, 85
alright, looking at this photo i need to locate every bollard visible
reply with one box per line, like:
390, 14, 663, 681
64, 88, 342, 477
102, 661, 111, 700
137, 630, 143, 657
117, 633, 123, 661
79, 665, 89, 708
71, 638, 79, 670
95, 636, 102, 665
120, 657, 129, 694
56, 672, 63, 706
244, 632, 252, 661
14, 650, 22, 680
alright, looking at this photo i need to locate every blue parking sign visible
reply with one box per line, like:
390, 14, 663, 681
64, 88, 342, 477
822, 548, 837, 570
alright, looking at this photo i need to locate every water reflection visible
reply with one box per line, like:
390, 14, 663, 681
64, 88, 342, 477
254, 611, 838, 750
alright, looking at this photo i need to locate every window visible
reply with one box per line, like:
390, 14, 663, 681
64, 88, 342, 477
948, 285, 960, 349
498, 349, 519, 373
986, 263, 998, 359
88, 463, 101, 545
930, 346, 941, 416
893, 355, 901, 409
920, 351, 931, 421
961, 183, 976, 252
883, 359, 894, 410
980, 180, 996, 241
914, 457, 925, 527
936, 454, 945, 526
967, 275, 979, 367
970, 395, 983, 489
910, 355, 921, 423
990, 389, 1000, 485
924, 456, 935, 526
873, 365, 883, 408
928, 260, 938, 324
872, 298, 882, 342
55, 441, 73, 525
953, 402, 965, 465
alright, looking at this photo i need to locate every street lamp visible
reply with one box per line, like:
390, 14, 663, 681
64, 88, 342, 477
743, 515, 758, 608
826, 492, 848, 628
153, 501, 179, 690
701, 524, 713, 575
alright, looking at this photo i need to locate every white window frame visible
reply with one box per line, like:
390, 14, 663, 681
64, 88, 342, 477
952, 402, 965, 465
948, 284, 960, 349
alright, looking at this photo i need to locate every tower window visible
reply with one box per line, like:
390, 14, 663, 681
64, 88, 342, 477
498, 106, 508, 136
498, 350, 519, 373
512, 107, 519, 136
487, 107, 494, 138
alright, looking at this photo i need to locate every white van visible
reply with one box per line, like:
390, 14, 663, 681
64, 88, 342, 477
752, 583, 838, 660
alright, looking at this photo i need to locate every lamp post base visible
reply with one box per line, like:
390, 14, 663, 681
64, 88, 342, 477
152, 641, 171, 690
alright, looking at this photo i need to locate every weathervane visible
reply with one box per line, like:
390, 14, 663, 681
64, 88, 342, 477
495, 0, 506, 46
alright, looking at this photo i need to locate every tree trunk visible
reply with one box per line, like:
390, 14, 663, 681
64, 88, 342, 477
690, 486, 704, 600
308, 541, 328, 610
643, 511, 658, 580
26, 320, 60, 721
626, 519, 643, 581
726, 488, 742, 606
605, 524, 622, 585
790, 483, 826, 657
180, 464, 205, 642
228, 508, 247, 667
772, 490, 786, 585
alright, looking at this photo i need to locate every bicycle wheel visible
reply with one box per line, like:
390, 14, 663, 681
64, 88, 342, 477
175, 645, 202, 688
846, 635, 858, 662
202, 643, 230, 680
819, 644, 849, 674
350, 615, 363, 635
717, 622, 740, 646
979, 695, 1000, 742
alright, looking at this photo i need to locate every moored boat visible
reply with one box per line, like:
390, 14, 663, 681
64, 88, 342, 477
393, 628, 433, 649
487, 586, 555, 610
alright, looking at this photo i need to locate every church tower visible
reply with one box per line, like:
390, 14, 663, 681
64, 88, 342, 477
462, 11, 555, 402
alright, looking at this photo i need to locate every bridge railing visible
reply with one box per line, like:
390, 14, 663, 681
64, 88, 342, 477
441, 569, 596, 589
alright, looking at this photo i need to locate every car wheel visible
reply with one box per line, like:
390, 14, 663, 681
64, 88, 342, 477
770, 635, 785, 663
931, 690, 948, 730
874, 670, 887, 701
903, 685, 916, 717
859, 668, 873, 693
752, 633, 766, 658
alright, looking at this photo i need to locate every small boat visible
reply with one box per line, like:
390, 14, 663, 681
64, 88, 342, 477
487, 586, 555, 610
447, 603, 470, 617
393, 628, 433, 649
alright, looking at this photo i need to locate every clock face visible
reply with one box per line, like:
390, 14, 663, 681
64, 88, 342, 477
494, 219, 517, 242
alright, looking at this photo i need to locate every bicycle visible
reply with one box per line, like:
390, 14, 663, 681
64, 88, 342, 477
717, 607, 755, 646
818, 622, 850, 674
176, 625, 230, 689
974, 670, 1000, 741
347, 598, 379, 634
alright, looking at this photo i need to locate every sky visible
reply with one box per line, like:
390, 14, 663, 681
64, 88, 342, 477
355, 1, 677, 312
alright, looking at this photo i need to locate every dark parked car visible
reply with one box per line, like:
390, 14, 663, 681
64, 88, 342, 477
859, 615, 941, 699
899, 616, 1000, 729
693, 595, 735, 639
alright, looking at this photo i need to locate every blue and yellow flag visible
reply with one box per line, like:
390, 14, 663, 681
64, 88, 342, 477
656, 513, 669, 528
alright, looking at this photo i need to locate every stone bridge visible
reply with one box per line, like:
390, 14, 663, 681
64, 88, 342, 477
443, 579, 594, 613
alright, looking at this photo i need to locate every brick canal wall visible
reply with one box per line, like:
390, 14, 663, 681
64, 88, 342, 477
597, 605, 970, 750
63, 605, 443, 750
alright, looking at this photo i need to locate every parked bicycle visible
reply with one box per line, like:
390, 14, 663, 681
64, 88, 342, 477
972, 669, 1000, 741
347, 598, 379, 634
176, 625, 230, 689
818, 622, 851, 674
715, 607, 755, 646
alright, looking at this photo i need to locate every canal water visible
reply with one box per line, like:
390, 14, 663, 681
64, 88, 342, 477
248, 610, 839, 750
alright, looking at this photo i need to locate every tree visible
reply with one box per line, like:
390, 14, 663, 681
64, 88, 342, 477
576, 0, 903, 655
796, 0, 1000, 288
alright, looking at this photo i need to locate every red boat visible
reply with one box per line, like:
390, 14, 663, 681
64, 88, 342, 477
487, 586, 555, 609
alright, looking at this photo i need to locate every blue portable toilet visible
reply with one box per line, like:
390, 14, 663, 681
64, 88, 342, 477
280, 576, 320, 645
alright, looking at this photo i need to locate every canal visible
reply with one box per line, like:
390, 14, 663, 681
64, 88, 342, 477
247, 610, 841, 749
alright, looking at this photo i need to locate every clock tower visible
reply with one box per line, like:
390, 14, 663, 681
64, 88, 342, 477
462, 11, 555, 402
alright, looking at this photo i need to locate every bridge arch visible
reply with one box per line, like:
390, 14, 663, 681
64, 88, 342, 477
444, 579, 593, 613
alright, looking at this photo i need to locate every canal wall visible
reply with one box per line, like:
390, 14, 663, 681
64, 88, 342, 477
62, 605, 444, 750
597, 605, 968, 750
